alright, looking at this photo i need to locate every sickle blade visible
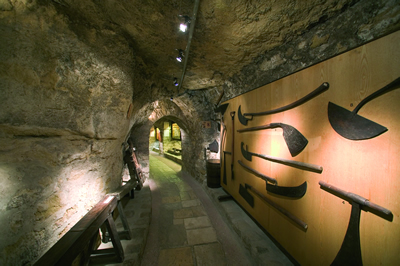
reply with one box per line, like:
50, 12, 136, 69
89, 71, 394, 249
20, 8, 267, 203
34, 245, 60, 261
266, 181, 307, 198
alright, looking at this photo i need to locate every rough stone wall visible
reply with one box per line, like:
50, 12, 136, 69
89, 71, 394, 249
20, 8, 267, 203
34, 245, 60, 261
0, 2, 134, 264
129, 94, 220, 184
221, 0, 400, 100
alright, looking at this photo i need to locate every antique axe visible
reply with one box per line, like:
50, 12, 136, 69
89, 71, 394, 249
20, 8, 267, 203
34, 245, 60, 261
237, 122, 308, 157
240, 183, 308, 230
319, 181, 393, 266
238, 160, 307, 198
238, 82, 329, 125
241, 142, 323, 173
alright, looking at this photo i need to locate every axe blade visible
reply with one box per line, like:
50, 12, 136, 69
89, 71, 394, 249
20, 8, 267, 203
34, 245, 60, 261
280, 124, 309, 157
240, 142, 252, 161
238, 105, 251, 125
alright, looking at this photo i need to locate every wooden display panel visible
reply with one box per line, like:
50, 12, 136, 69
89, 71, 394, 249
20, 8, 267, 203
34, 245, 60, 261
220, 31, 400, 265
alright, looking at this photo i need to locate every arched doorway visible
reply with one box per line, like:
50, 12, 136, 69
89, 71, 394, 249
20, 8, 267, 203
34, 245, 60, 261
149, 116, 187, 165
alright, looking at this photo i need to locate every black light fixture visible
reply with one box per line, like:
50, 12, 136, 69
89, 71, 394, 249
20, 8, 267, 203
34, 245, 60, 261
176, 49, 184, 62
178, 15, 191, 32
173, 77, 179, 86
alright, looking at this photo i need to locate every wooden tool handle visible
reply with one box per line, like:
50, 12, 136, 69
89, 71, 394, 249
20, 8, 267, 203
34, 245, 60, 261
216, 90, 224, 106
245, 82, 329, 116
319, 181, 392, 216
246, 184, 308, 230
237, 123, 280, 133
353, 76, 400, 114
238, 160, 277, 185
254, 153, 323, 173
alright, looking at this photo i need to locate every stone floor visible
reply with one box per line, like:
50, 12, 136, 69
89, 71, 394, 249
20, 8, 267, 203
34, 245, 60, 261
96, 152, 294, 265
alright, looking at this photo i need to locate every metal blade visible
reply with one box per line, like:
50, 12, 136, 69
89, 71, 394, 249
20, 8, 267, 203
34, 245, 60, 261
238, 105, 251, 125
240, 142, 252, 161
266, 181, 307, 198
328, 102, 388, 140
214, 103, 229, 115
280, 124, 308, 157
331, 202, 363, 266
239, 184, 254, 207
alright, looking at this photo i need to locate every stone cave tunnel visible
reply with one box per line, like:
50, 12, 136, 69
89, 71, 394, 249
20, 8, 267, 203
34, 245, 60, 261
1, 0, 400, 265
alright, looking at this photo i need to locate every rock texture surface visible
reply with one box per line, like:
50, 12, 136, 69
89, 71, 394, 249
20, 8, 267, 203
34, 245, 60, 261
0, 0, 399, 264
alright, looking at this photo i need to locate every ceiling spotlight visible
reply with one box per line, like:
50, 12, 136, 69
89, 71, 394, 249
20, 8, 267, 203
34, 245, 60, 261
176, 49, 184, 62
173, 77, 179, 86
179, 15, 191, 32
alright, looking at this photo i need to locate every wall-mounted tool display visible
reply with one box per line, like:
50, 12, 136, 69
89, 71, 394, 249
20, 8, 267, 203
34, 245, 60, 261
238, 160, 307, 198
237, 123, 308, 157
241, 142, 323, 173
238, 82, 329, 125
242, 183, 308, 230
319, 181, 393, 266
328, 76, 400, 140
238, 159, 277, 185
230, 111, 236, 180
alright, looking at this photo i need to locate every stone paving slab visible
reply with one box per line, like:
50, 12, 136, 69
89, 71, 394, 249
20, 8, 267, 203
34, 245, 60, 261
184, 216, 211, 229
173, 208, 194, 219
186, 227, 217, 245
158, 247, 194, 266
194, 243, 226, 266
182, 199, 201, 208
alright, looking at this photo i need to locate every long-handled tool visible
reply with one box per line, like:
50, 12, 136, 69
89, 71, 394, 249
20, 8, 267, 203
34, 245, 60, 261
328, 76, 400, 140
237, 123, 308, 157
319, 181, 393, 266
221, 123, 229, 185
238, 159, 277, 185
241, 142, 323, 173
238, 160, 307, 198
239, 183, 308, 230
230, 111, 236, 180
238, 82, 329, 125
222, 151, 231, 185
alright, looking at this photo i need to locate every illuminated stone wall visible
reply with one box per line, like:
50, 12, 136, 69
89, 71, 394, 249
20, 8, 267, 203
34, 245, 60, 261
0, 3, 134, 264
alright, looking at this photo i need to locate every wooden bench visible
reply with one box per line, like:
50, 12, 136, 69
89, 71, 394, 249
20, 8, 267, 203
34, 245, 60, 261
34, 179, 138, 265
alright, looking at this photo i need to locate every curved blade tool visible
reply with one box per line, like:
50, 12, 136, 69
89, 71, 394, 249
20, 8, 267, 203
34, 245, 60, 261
238, 123, 308, 157
238, 82, 329, 126
266, 181, 307, 198
241, 142, 323, 173
328, 76, 400, 140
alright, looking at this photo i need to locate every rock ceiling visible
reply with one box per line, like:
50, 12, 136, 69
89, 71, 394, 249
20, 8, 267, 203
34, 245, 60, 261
50, 0, 357, 92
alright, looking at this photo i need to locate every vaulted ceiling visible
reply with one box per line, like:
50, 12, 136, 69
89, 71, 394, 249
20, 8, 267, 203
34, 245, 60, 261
50, 0, 358, 92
